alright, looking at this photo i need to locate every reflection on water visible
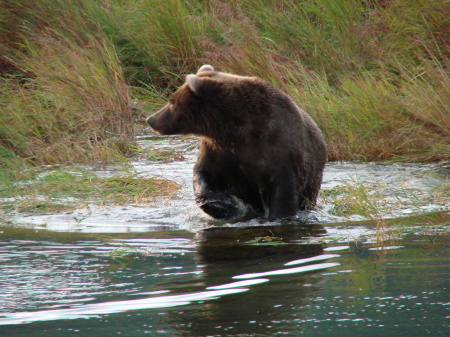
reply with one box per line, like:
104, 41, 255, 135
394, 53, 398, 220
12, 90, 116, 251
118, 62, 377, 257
0, 224, 339, 324
0, 216, 449, 336
1, 288, 251, 324
197, 223, 326, 262
1, 133, 448, 337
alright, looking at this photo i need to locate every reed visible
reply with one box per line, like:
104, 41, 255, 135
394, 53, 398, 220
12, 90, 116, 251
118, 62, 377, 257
99, 0, 206, 87
1, 0, 133, 167
1, 0, 449, 174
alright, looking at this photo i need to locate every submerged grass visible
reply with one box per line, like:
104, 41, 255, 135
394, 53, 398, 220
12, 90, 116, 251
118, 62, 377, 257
322, 177, 449, 219
319, 169, 449, 241
0, 168, 179, 215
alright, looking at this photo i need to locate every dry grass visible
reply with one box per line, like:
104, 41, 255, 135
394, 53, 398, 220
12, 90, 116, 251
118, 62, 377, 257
1, 0, 134, 166
1, 0, 449, 177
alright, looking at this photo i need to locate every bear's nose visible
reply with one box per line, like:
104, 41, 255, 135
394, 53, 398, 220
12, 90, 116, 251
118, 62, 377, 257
146, 116, 153, 125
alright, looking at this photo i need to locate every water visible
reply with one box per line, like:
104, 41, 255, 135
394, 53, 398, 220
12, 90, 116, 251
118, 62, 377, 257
0, 218, 448, 336
1, 134, 449, 336
11, 135, 449, 232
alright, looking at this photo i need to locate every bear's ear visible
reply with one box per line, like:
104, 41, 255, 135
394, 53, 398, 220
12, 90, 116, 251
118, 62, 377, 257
186, 74, 201, 96
197, 64, 215, 74
186, 74, 221, 97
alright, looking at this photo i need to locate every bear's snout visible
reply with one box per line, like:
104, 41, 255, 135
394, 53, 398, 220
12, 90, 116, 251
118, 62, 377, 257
146, 115, 157, 131
146, 115, 155, 127
146, 114, 163, 134
146, 105, 179, 135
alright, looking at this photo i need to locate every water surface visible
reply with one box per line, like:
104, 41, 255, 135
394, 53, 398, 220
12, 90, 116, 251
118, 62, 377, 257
0, 216, 448, 336
1, 134, 449, 336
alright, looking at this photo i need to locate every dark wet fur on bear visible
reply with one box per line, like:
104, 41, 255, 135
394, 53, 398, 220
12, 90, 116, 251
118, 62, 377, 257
147, 65, 326, 221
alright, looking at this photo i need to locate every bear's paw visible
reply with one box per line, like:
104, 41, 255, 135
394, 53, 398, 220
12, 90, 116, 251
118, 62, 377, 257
199, 195, 247, 220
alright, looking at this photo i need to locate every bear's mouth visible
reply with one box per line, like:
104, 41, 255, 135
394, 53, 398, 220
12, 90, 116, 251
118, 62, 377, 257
146, 115, 177, 135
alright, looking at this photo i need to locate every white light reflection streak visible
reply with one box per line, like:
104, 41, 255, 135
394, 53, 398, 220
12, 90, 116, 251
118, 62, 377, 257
0, 288, 249, 325
233, 262, 340, 279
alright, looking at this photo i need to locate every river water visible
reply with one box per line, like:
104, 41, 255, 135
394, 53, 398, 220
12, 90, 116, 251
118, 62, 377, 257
1, 134, 449, 336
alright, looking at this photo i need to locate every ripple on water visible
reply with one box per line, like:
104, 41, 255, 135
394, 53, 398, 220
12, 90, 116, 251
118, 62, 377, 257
8, 135, 450, 233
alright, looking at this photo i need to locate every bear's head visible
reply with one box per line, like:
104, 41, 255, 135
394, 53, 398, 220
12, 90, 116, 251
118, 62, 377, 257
146, 65, 222, 136
146, 65, 261, 137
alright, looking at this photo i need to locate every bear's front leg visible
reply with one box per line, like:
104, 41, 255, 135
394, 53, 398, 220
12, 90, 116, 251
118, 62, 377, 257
193, 170, 245, 220
268, 170, 299, 221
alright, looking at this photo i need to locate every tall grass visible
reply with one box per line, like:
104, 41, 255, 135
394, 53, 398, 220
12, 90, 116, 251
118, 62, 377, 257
99, 0, 206, 87
1, 0, 449, 170
1, 0, 133, 168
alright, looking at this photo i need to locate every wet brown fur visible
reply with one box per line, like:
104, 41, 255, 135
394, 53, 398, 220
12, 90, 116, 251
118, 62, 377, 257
147, 65, 326, 220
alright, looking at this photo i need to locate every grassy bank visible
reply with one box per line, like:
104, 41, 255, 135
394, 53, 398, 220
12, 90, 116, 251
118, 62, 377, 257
0, 0, 449, 215
1, 0, 134, 166
101, 0, 449, 162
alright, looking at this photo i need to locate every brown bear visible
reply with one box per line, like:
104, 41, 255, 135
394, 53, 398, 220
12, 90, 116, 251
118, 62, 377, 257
147, 65, 326, 221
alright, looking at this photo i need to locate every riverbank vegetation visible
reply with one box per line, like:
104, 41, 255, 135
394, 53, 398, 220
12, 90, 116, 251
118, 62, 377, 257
0, 167, 179, 218
1, 0, 449, 216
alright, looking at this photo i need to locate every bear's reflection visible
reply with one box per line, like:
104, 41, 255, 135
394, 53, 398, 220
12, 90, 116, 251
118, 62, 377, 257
197, 222, 326, 263
169, 223, 331, 336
